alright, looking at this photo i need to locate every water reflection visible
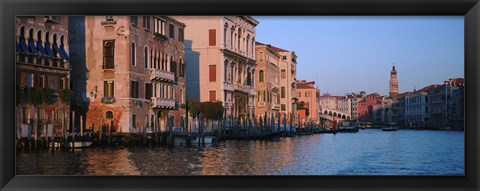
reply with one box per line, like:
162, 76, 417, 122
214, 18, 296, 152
16, 129, 464, 175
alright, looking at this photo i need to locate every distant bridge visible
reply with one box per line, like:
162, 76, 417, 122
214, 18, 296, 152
319, 108, 351, 121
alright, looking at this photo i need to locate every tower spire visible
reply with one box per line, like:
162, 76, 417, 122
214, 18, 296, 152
389, 62, 399, 97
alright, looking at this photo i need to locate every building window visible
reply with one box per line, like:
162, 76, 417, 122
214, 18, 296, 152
52, 109, 62, 124
297, 92, 301, 97
281, 86, 286, 98
145, 83, 152, 99
130, 16, 138, 26
130, 81, 139, 98
179, 28, 184, 42
282, 55, 287, 60
143, 16, 150, 30
58, 77, 65, 90
132, 114, 137, 128
37, 75, 46, 88
259, 70, 264, 82
169, 23, 175, 39
104, 81, 114, 97
281, 69, 286, 79
131, 42, 136, 66
153, 17, 165, 35
306, 92, 310, 97
144, 47, 148, 68
281, 104, 286, 111
22, 107, 30, 124
209, 65, 216, 82
209, 29, 216, 46
209, 90, 216, 101
103, 40, 115, 69
106, 111, 113, 119
259, 52, 264, 61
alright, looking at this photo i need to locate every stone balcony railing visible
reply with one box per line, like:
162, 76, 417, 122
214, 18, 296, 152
233, 83, 251, 94
223, 82, 234, 91
270, 82, 280, 92
258, 102, 265, 107
272, 103, 281, 110
150, 69, 175, 82
151, 97, 176, 109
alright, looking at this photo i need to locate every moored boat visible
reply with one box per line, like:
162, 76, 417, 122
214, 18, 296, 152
382, 123, 399, 131
337, 120, 359, 133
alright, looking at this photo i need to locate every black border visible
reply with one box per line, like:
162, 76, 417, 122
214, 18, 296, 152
1, 0, 479, 190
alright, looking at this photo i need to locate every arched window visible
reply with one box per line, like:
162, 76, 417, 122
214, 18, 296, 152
52, 34, 59, 58
26, 28, 38, 55
224, 23, 228, 47
259, 70, 264, 82
44, 32, 55, 58
36, 30, 46, 56
281, 86, 285, 98
131, 42, 136, 66
144, 46, 148, 68
106, 111, 113, 119
237, 28, 241, 50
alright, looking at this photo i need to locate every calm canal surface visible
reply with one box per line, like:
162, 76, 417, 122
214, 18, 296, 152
16, 129, 464, 175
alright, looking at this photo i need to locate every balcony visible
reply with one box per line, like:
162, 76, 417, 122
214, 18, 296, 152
150, 69, 175, 82
151, 97, 176, 109
270, 82, 280, 92
272, 103, 281, 110
258, 102, 265, 107
223, 82, 234, 91
233, 84, 251, 94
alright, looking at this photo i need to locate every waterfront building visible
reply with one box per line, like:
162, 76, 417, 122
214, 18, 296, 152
404, 85, 439, 129
389, 64, 399, 97
69, 16, 186, 133
449, 85, 464, 130
392, 92, 412, 127
358, 93, 381, 123
296, 80, 320, 124
16, 16, 71, 138
254, 42, 281, 118
372, 96, 394, 126
273, 45, 298, 123
428, 78, 465, 130
172, 16, 259, 120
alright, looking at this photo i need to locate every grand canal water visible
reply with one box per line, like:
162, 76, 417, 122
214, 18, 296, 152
16, 129, 464, 175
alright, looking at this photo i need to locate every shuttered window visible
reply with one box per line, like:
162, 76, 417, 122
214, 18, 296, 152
209, 91, 216, 102
209, 29, 216, 46
209, 65, 216, 82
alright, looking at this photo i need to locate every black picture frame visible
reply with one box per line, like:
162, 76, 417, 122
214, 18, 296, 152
1, 0, 478, 190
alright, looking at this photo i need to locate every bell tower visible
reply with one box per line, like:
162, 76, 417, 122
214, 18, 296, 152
389, 63, 399, 97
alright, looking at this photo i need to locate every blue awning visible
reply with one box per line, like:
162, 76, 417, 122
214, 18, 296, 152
36, 41, 46, 56
19, 38, 30, 54
44, 42, 56, 58
59, 45, 69, 60
28, 39, 38, 55
53, 44, 67, 60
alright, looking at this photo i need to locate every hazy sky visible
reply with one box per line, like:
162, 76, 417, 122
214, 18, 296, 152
254, 16, 464, 96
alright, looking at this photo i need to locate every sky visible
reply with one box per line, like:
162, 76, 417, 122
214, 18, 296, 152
254, 16, 464, 96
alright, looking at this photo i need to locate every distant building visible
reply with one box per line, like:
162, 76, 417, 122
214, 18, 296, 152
405, 85, 439, 129
172, 16, 259, 120
272, 45, 298, 124
358, 93, 381, 122
69, 16, 186, 133
254, 42, 281, 118
392, 92, 412, 127
449, 85, 464, 130
296, 80, 320, 124
16, 16, 71, 137
428, 78, 465, 130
